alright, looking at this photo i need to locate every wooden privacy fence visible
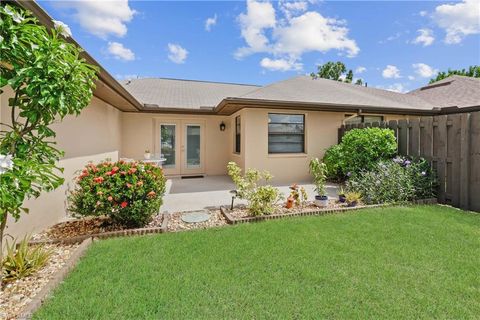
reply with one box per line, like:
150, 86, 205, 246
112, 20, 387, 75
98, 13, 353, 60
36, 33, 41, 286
338, 111, 480, 212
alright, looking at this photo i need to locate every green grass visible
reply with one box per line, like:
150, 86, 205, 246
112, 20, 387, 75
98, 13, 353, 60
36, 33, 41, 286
34, 205, 480, 319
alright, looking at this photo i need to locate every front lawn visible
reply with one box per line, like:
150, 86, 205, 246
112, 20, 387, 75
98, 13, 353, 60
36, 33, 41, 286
34, 205, 480, 319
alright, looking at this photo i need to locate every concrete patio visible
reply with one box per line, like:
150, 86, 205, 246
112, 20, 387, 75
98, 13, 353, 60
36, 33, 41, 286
162, 175, 340, 213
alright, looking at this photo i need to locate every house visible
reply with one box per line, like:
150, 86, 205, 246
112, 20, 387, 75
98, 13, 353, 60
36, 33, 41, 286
2, 0, 480, 238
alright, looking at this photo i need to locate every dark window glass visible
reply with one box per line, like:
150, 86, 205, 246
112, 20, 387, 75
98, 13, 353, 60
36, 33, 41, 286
235, 116, 241, 153
268, 114, 305, 154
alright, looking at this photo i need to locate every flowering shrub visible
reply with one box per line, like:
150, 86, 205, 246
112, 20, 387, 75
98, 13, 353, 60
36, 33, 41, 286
227, 162, 283, 216
347, 157, 436, 204
68, 160, 166, 227
323, 128, 397, 180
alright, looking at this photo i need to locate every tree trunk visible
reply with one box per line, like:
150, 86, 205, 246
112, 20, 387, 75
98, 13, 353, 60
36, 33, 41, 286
0, 212, 7, 287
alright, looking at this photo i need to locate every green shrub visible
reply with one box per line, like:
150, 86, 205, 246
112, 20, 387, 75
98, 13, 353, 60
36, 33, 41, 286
68, 160, 166, 227
323, 128, 397, 180
227, 162, 283, 216
2, 236, 51, 282
309, 158, 327, 195
347, 157, 436, 204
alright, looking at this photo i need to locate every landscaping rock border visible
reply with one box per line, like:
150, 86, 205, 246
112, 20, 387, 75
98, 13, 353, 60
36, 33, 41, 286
28, 214, 169, 245
220, 198, 437, 224
16, 238, 93, 320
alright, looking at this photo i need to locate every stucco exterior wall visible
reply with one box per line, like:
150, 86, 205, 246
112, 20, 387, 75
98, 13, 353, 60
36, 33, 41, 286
1, 86, 122, 239
241, 108, 344, 183
121, 113, 231, 176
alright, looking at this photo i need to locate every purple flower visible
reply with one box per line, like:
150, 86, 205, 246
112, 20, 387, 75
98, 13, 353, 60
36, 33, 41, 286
404, 160, 411, 166
346, 172, 351, 177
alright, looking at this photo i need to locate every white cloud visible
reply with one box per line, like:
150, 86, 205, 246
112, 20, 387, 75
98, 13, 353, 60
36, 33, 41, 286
235, 0, 276, 58
413, 28, 435, 46
55, 0, 136, 39
205, 14, 217, 31
377, 83, 407, 93
115, 74, 138, 80
355, 66, 366, 74
419, 10, 428, 17
433, 0, 480, 44
382, 65, 401, 79
107, 42, 135, 61
408, 75, 415, 80
272, 11, 359, 58
412, 63, 438, 78
235, 0, 359, 71
260, 57, 302, 71
167, 43, 188, 64
386, 83, 407, 93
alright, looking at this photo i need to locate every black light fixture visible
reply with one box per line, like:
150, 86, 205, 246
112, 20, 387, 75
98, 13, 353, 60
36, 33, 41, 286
219, 121, 226, 131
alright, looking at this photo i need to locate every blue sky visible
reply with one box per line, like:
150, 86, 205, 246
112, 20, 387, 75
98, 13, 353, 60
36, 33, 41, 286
40, 0, 480, 92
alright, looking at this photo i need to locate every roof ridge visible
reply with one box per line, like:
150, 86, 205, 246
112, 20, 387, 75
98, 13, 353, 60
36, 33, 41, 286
124, 77, 261, 87
238, 75, 305, 98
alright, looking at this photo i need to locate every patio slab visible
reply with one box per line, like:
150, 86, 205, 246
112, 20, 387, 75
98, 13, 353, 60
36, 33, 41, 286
161, 175, 339, 213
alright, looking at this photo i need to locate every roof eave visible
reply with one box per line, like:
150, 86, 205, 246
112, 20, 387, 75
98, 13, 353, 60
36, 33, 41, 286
215, 97, 439, 116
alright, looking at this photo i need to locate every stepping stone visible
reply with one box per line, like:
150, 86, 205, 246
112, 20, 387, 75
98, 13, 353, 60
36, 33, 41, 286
181, 210, 210, 223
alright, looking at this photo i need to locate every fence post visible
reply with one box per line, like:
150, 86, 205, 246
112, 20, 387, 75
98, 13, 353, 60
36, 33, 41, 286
338, 125, 345, 143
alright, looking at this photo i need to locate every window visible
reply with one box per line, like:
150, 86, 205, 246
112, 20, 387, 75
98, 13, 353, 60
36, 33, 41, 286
344, 114, 383, 125
268, 113, 305, 154
235, 116, 241, 153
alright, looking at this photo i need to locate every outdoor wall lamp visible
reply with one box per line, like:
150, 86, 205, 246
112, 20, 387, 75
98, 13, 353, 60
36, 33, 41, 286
219, 121, 226, 131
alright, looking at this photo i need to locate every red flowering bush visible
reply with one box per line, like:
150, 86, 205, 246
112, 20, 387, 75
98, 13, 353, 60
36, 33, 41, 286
68, 160, 166, 227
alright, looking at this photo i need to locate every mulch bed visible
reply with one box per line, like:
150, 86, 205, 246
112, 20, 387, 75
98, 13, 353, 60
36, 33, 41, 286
0, 243, 79, 320
31, 215, 166, 244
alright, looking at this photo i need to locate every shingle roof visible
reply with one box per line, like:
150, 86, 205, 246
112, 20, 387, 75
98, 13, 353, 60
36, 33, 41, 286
121, 78, 260, 109
239, 76, 435, 110
121, 75, 479, 113
407, 75, 480, 109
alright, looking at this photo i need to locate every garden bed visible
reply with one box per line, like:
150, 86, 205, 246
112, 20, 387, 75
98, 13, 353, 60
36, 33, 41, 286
30, 214, 168, 244
0, 242, 82, 320
221, 199, 437, 224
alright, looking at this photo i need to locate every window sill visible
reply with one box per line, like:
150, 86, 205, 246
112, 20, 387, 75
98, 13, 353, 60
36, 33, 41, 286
268, 153, 308, 158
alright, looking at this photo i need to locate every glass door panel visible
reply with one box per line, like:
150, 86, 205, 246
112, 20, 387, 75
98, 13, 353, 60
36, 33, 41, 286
160, 124, 176, 168
185, 125, 201, 169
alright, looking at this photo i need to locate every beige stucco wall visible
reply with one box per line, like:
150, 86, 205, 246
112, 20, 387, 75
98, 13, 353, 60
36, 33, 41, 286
121, 113, 231, 176
1, 86, 122, 239
241, 109, 344, 183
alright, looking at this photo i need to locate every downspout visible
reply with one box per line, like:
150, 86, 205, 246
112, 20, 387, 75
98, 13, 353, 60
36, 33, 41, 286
342, 109, 362, 125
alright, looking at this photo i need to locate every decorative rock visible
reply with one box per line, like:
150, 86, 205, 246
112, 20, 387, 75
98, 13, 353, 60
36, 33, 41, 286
181, 210, 211, 223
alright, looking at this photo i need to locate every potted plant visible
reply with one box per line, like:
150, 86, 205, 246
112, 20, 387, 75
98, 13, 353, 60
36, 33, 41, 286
309, 158, 329, 207
338, 186, 346, 203
144, 149, 151, 160
345, 191, 362, 207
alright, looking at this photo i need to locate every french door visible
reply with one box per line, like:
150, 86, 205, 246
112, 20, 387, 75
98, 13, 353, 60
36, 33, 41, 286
156, 119, 205, 176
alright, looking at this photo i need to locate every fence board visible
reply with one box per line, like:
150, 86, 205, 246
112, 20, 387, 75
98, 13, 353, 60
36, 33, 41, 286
469, 112, 480, 212
398, 119, 408, 156
447, 114, 462, 206
433, 115, 447, 203
459, 114, 470, 210
419, 117, 433, 161
409, 118, 420, 157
